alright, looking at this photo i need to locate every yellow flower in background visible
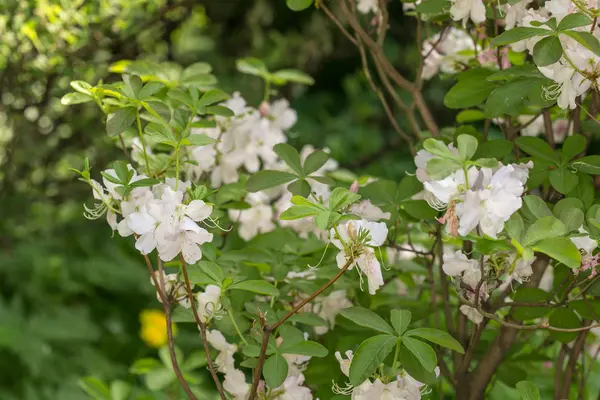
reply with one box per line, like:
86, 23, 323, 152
139, 309, 176, 348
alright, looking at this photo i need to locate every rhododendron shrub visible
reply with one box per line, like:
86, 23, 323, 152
70, 0, 600, 399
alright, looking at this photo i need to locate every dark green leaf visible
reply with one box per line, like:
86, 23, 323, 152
491, 27, 552, 46
561, 31, 600, 56
398, 344, 438, 385
549, 168, 579, 194
390, 310, 411, 335
533, 36, 563, 67
287, 179, 311, 197
571, 155, 600, 174
229, 280, 279, 295
401, 336, 437, 372
198, 89, 230, 107
349, 335, 397, 386
340, 307, 395, 334
511, 288, 551, 320
523, 216, 566, 246
303, 150, 330, 175
106, 107, 137, 137
274, 143, 304, 176
562, 134, 587, 163
279, 341, 328, 357
288, 313, 328, 326
414, 0, 450, 14
444, 71, 497, 109
205, 105, 234, 117
404, 328, 465, 354
473, 139, 514, 160
549, 308, 581, 343
515, 137, 559, 164
263, 355, 288, 388
558, 13, 592, 30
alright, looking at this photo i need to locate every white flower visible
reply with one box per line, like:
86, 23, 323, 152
197, 285, 222, 323
504, 0, 532, 29
349, 200, 391, 221
539, 62, 585, 110
356, 0, 378, 14
229, 194, 275, 241
335, 350, 353, 377
273, 374, 312, 400
460, 305, 484, 324
519, 115, 545, 137
442, 250, 478, 276
571, 227, 598, 255
206, 329, 237, 373
511, 256, 535, 284
313, 290, 352, 334
331, 220, 388, 294
223, 369, 250, 400
450, 0, 486, 27
544, 0, 575, 21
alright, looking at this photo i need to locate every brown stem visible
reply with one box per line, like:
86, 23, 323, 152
248, 259, 353, 400
543, 109, 555, 148
179, 256, 227, 400
155, 259, 198, 400
559, 323, 590, 399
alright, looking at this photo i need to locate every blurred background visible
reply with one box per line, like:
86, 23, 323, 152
0, 1, 453, 398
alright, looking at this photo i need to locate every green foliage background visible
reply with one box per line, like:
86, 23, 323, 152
0, 1, 453, 398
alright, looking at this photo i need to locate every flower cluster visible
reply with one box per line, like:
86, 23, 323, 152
415, 144, 532, 238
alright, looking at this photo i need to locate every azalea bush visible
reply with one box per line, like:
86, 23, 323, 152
63, 0, 600, 399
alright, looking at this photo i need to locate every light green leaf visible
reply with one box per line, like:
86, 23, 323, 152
329, 187, 361, 211
390, 310, 411, 335
61, 92, 93, 105
506, 212, 525, 242
457, 134, 478, 160
516, 380, 540, 400
398, 344, 438, 385
110, 381, 131, 400
523, 195, 553, 219
423, 138, 456, 159
340, 307, 395, 334
198, 89, 230, 107
349, 335, 397, 386
78, 377, 110, 400
263, 355, 288, 388
271, 69, 315, 85
533, 237, 581, 268
236, 57, 269, 77
401, 336, 437, 372
246, 170, 298, 192
444, 73, 497, 109
426, 158, 461, 180
106, 107, 137, 137
186, 134, 218, 147
287, 179, 311, 197
286, 0, 314, 11
205, 105, 234, 117
523, 216, 567, 246
404, 328, 465, 354
229, 280, 279, 295
279, 205, 319, 220
288, 313, 328, 326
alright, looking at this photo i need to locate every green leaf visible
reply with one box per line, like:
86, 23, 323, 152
549, 168, 579, 194
288, 313, 328, 326
484, 79, 538, 117
340, 307, 395, 334
516, 381, 540, 400
561, 31, 600, 56
236, 57, 269, 78
106, 107, 137, 137
349, 335, 397, 386
205, 105, 234, 117
506, 212, 525, 242
473, 139, 514, 160
549, 308, 581, 343
404, 328, 465, 354
562, 134, 587, 163
444, 72, 497, 109
137, 81, 164, 100
554, 206, 584, 233
274, 143, 304, 176
401, 200, 439, 220
511, 288, 551, 320
78, 377, 110, 400
571, 155, 600, 174
246, 170, 298, 192
523, 195, 553, 219
471, 158, 499, 168
303, 150, 330, 175
287, 179, 311, 197
426, 158, 461, 180
533, 237, 581, 268
279, 205, 319, 220
423, 139, 455, 159
390, 310, 411, 335
398, 344, 438, 385
187, 134, 218, 147
110, 381, 131, 400
123, 74, 142, 99
263, 355, 288, 388
491, 27, 552, 46
533, 36, 563, 67
558, 13, 592, 30
515, 136, 559, 164
229, 280, 279, 295
279, 340, 328, 357
456, 109, 485, 123
329, 187, 361, 211
286, 0, 314, 11
523, 216, 567, 246
401, 336, 437, 372
271, 69, 315, 85
198, 89, 230, 107
414, 0, 450, 14
457, 134, 478, 160
70, 80, 92, 94
61, 92, 93, 105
